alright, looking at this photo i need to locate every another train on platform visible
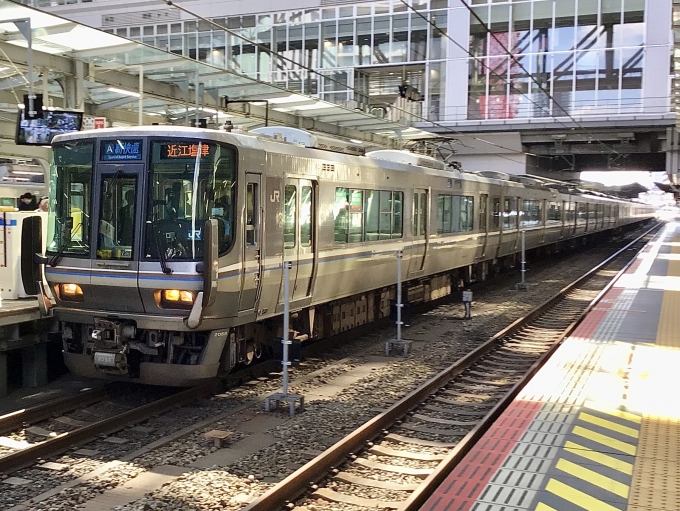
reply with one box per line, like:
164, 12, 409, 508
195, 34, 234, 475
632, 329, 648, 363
21, 126, 655, 386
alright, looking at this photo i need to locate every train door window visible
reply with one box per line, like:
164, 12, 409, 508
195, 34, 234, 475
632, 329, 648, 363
393, 192, 403, 238
412, 192, 419, 237
349, 189, 364, 243
245, 182, 258, 245
479, 194, 488, 231
491, 197, 500, 230
437, 195, 450, 234
300, 185, 312, 247
460, 196, 473, 231
284, 184, 296, 248
334, 187, 349, 244
96, 175, 137, 260
419, 193, 427, 235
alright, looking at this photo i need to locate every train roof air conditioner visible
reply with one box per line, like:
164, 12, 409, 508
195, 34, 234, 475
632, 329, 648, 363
474, 170, 510, 181
250, 127, 365, 156
366, 150, 447, 171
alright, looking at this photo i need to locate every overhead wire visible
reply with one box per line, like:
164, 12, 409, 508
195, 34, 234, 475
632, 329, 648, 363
162, 0, 545, 162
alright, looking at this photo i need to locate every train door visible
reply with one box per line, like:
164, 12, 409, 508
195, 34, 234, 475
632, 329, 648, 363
92, 164, 145, 313
238, 173, 262, 312
479, 194, 488, 257
408, 189, 428, 275
283, 178, 317, 303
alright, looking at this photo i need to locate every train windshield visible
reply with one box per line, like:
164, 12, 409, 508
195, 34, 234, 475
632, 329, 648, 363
47, 141, 94, 256
145, 140, 236, 261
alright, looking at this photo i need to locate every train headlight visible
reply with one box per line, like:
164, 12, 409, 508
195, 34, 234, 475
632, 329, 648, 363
159, 289, 195, 309
59, 283, 84, 302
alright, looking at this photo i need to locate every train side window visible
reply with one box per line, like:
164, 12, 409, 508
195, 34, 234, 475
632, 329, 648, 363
520, 200, 541, 227
334, 187, 349, 244
300, 185, 312, 247
364, 190, 379, 241
548, 201, 561, 222
379, 190, 392, 240
365, 190, 402, 241
284, 185, 296, 248
491, 197, 500, 230
577, 202, 587, 223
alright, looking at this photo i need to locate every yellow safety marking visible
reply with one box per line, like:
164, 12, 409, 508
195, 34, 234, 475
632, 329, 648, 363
535, 503, 558, 511
578, 413, 639, 438
656, 290, 680, 348
545, 479, 622, 511
563, 441, 633, 475
572, 426, 637, 455
584, 402, 641, 424
555, 458, 629, 498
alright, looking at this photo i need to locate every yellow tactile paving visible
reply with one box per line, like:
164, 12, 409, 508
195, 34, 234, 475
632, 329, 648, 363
666, 233, 680, 275
627, 418, 680, 510
555, 458, 630, 498
656, 233, 680, 347
578, 412, 640, 438
627, 233, 680, 510
655, 289, 680, 348
546, 479, 622, 511
563, 441, 634, 475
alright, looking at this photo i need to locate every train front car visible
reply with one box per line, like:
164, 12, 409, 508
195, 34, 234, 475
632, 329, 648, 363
37, 127, 242, 386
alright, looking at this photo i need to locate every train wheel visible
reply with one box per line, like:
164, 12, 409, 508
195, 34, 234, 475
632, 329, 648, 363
254, 342, 263, 359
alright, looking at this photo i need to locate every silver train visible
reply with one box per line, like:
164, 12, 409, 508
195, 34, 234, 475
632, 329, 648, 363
21, 126, 655, 386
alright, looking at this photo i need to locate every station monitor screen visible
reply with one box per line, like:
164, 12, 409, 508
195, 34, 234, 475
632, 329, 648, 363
15, 108, 83, 146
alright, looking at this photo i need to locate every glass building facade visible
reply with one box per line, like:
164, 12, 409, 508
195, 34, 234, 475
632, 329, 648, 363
467, 0, 646, 120
30, 0, 671, 126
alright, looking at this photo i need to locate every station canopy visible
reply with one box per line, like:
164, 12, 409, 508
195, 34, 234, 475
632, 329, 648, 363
0, 0, 435, 147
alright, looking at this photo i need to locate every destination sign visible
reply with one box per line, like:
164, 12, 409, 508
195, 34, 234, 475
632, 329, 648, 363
160, 143, 211, 159
101, 140, 143, 161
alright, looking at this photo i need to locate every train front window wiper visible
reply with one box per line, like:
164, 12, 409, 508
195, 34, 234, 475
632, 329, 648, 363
148, 220, 172, 274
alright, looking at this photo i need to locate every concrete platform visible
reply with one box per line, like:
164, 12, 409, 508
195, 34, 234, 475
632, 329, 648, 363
420, 222, 680, 511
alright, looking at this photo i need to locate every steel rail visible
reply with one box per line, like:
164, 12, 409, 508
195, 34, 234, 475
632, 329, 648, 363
0, 380, 222, 474
242, 222, 661, 511
0, 386, 111, 436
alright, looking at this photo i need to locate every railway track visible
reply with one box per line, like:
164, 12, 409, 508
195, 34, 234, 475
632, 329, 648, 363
0, 359, 285, 474
243, 223, 660, 511
0, 383, 212, 474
